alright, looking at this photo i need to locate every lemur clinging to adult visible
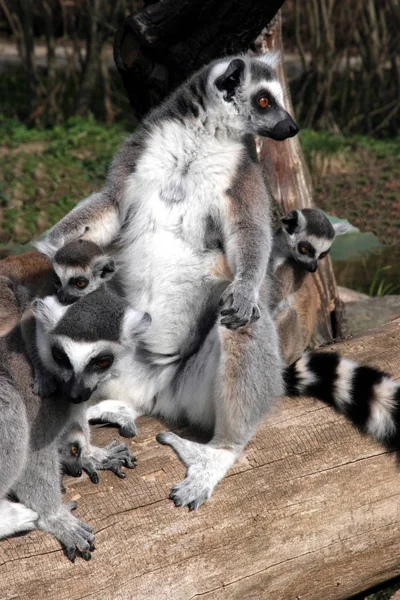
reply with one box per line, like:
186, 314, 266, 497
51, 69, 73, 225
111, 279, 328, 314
269, 208, 351, 364
0, 279, 140, 560
37, 52, 296, 509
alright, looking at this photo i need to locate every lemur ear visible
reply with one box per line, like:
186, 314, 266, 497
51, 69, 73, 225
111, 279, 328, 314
215, 58, 246, 101
32, 296, 68, 331
281, 210, 299, 235
333, 221, 352, 236
33, 238, 59, 260
121, 308, 152, 346
92, 255, 117, 281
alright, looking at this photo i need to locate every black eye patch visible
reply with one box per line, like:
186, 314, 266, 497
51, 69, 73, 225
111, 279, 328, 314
297, 242, 315, 257
51, 346, 72, 369
88, 354, 114, 371
319, 249, 330, 260
53, 272, 61, 288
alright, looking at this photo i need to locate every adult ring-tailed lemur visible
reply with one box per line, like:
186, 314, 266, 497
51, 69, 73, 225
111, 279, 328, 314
35, 53, 305, 510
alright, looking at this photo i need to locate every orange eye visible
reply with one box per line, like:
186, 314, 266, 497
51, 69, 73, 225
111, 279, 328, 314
70, 445, 79, 456
75, 278, 88, 289
299, 246, 310, 255
96, 359, 111, 369
259, 97, 269, 108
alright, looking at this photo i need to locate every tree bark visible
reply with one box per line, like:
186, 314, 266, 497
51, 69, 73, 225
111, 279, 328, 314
255, 14, 340, 345
114, 0, 285, 118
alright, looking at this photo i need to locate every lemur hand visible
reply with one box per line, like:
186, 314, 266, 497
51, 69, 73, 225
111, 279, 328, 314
219, 281, 260, 329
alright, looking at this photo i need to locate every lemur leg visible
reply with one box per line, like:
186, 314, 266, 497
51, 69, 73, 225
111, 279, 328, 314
158, 307, 284, 510
87, 400, 139, 438
0, 382, 38, 538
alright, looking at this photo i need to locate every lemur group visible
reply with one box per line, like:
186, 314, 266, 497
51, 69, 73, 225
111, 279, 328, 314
0, 53, 398, 562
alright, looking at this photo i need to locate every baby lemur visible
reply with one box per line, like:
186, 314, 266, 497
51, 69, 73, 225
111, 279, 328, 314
0, 280, 140, 560
270, 208, 351, 364
30, 238, 117, 396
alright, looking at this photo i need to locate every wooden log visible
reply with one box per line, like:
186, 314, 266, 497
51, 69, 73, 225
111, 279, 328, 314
2, 318, 400, 600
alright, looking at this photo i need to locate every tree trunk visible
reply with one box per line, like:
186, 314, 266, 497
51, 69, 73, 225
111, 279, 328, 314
114, 1, 341, 345
114, 0, 285, 118
255, 14, 340, 345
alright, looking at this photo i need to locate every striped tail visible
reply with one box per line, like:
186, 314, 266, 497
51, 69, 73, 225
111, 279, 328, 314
284, 352, 400, 445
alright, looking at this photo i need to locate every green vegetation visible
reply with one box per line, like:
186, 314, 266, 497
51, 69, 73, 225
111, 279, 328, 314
0, 115, 129, 247
300, 130, 400, 246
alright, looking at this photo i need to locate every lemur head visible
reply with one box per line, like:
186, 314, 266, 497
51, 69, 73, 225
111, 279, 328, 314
281, 209, 352, 273
35, 238, 116, 304
210, 54, 298, 140
32, 287, 151, 404
59, 424, 85, 478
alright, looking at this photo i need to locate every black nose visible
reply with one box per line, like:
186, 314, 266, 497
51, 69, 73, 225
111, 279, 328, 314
307, 262, 318, 273
289, 122, 299, 136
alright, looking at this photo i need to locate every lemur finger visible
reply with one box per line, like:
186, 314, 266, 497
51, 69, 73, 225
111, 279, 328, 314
112, 466, 127, 479
65, 501, 78, 512
84, 465, 100, 484
219, 291, 233, 307
66, 546, 77, 563
250, 306, 261, 322
220, 307, 239, 316
119, 424, 137, 438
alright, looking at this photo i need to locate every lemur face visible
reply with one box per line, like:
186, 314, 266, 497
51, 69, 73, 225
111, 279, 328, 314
32, 289, 151, 404
213, 55, 298, 141
52, 239, 116, 305
59, 430, 84, 478
281, 209, 351, 273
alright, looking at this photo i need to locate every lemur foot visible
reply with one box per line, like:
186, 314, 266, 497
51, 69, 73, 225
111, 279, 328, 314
38, 502, 95, 562
87, 401, 137, 438
83, 441, 136, 482
0, 500, 38, 538
32, 371, 58, 397
219, 282, 260, 329
157, 432, 236, 510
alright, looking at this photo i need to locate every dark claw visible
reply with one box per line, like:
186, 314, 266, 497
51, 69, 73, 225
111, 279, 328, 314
119, 425, 136, 438
188, 501, 199, 511
66, 547, 76, 562
113, 467, 126, 479
124, 456, 136, 469
90, 472, 100, 484
82, 551, 92, 561
156, 433, 167, 445
89, 543, 96, 552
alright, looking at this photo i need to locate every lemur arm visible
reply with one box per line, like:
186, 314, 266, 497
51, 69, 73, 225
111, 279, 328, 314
35, 191, 121, 256
220, 155, 272, 329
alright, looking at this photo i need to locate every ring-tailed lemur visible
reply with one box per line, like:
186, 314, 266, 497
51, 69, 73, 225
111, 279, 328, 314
0, 281, 143, 560
35, 52, 297, 509
269, 209, 351, 364
34, 238, 117, 305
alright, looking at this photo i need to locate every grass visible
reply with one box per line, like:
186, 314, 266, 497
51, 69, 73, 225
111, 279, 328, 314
300, 130, 400, 246
0, 115, 130, 247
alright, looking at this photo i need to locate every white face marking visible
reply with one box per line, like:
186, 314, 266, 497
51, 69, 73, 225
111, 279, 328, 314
334, 358, 357, 408
367, 377, 398, 441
